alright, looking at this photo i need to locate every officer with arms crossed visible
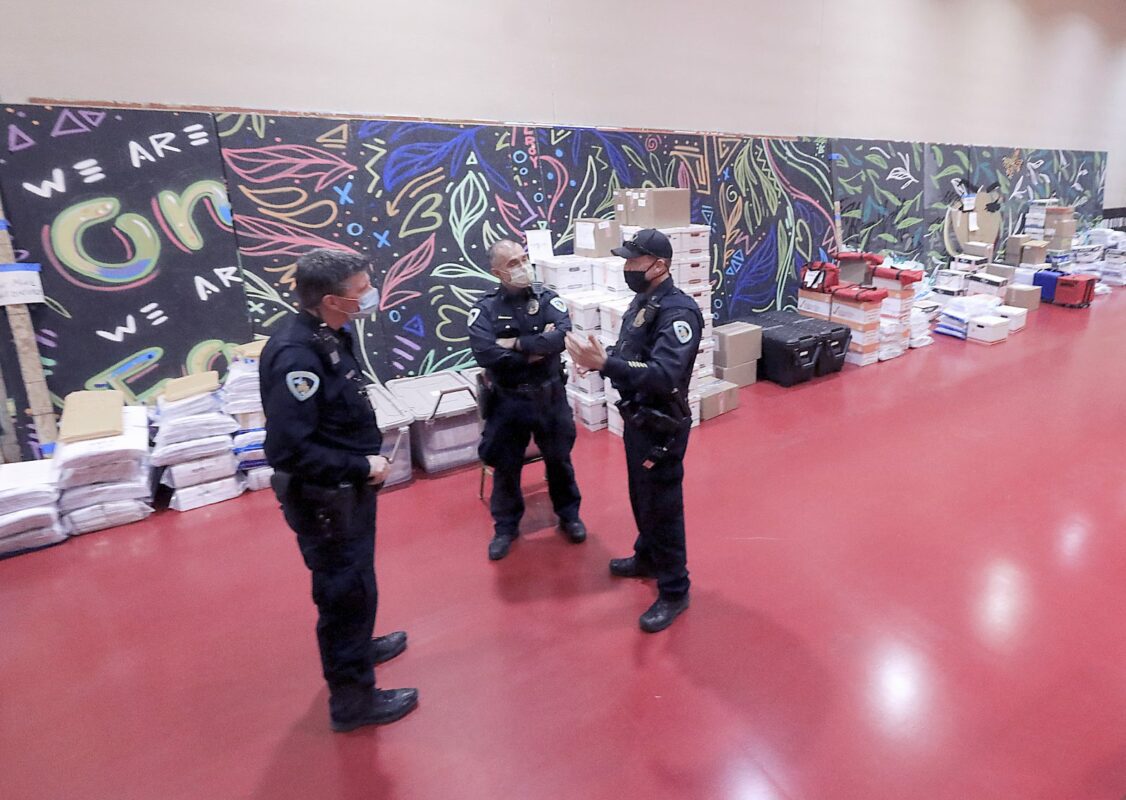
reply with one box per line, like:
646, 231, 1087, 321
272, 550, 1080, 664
261, 248, 418, 731
468, 239, 586, 561
566, 229, 702, 632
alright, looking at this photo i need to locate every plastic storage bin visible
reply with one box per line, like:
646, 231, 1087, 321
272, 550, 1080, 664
385, 372, 481, 473
366, 384, 415, 486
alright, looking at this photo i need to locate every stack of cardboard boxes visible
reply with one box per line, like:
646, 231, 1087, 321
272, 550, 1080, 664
871, 265, 923, 361
1024, 200, 1077, 252
797, 287, 887, 367
712, 321, 761, 388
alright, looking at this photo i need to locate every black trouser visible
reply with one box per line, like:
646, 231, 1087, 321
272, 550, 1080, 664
280, 482, 378, 717
479, 382, 581, 537
623, 417, 691, 600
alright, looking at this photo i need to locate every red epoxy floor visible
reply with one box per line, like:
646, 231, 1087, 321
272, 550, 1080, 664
4, 295, 1126, 800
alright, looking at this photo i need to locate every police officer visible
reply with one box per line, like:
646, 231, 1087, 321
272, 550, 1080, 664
261, 249, 418, 731
468, 240, 586, 561
566, 229, 702, 632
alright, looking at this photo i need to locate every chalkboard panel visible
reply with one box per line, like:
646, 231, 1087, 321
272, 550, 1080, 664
831, 138, 926, 259
710, 136, 834, 318
0, 105, 251, 423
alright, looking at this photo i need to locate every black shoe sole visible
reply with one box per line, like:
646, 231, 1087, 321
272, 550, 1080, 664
372, 639, 407, 665
331, 697, 419, 732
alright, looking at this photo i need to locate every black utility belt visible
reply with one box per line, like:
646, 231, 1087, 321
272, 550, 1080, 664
494, 380, 560, 397
271, 470, 366, 506
617, 398, 688, 435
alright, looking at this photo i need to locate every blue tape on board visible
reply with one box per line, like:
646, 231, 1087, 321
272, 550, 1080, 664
0, 263, 41, 272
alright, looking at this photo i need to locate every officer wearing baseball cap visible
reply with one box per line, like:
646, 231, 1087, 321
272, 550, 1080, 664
566, 228, 703, 632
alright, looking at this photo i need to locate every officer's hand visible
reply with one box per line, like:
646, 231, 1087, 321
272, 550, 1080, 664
367, 455, 392, 484
544, 323, 555, 333
496, 337, 517, 350
566, 332, 607, 371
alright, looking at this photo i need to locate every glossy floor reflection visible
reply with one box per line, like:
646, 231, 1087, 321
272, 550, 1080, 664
4, 294, 1126, 799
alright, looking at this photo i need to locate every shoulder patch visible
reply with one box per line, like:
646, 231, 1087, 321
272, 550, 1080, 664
550, 296, 568, 313
467, 307, 481, 327
673, 320, 693, 345
286, 371, 320, 402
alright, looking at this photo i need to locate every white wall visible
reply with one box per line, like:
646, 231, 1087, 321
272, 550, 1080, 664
3, 0, 1125, 205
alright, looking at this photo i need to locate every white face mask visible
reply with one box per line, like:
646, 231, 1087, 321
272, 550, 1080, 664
341, 286, 380, 319
505, 263, 534, 288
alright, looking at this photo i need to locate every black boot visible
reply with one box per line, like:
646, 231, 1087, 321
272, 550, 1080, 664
488, 533, 517, 561
639, 596, 689, 633
369, 631, 407, 665
559, 518, 587, 543
609, 555, 657, 578
331, 688, 419, 732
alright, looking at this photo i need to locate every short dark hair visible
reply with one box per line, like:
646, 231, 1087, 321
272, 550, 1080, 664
294, 249, 371, 310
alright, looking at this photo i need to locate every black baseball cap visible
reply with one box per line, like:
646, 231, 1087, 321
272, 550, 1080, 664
612, 228, 673, 261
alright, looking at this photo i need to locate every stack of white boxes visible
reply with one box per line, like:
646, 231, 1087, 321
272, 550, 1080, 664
151, 374, 243, 512
1103, 246, 1126, 286
221, 341, 273, 492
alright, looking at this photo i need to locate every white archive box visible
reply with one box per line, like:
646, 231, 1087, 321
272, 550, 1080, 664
536, 255, 592, 291
557, 287, 614, 331
566, 359, 605, 396
590, 256, 628, 293
385, 372, 481, 473
966, 272, 1008, 298
667, 224, 710, 255
702, 312, 714, 338
673, 255, 709, 287
1013, 266, 1039, 285
619, 224, 641, 244
366, 383, 415, 487
992, 305, 1028, 333
952, 254, 986, 272
565, 386, 608, 431
684, 285, 712, 313
967, 315, 1009, 345
935, 269, 971, 291
606, 402, 624, 437
599, 296, 634, 337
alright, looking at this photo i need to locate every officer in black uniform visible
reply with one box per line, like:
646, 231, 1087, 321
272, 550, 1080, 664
468, 239, 586, 561
566, 229, 702, 632
261, 248, 418, 731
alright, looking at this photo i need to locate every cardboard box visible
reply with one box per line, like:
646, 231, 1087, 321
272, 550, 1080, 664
1003, 235, 1031, 265
1005, 284, 1041, 310
537, 255, 592, 291
1022, 240, 1049, 264
837, 254, 871, 285
164, 371, 220, 402
713, 322, 762, 366
573, 218, 621, 258
667, 224, 710, 255
697, 379, 740, 420
612, 190, 633, 225
963, 241, 995, 260
58, 390, 125, 443
234, 339, 268, 361
631, 188, 690, 228
985, 263, 1017, 282
967, 315, 1008, 345
715, 361, 757, 387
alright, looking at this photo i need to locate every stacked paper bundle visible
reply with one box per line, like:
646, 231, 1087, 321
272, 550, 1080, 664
878, 318, 907, 361
221, 342, 273, 491
909, 308, 934, 349
151, 374, 243, 512
0, 459, 65, 557
55, 404, 153, 536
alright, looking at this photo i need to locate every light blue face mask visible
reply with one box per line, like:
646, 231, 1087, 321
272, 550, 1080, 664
346, 286, 380, 319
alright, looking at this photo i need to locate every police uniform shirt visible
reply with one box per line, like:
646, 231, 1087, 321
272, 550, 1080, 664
261, 312, 381, 485
467, 284, 572, 386
600, 278, 703, 401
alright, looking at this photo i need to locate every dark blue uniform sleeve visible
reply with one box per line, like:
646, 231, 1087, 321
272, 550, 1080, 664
518, 292, 572, 356
601, 307, 701, 395
469, 298, 527, 374
261, 345, 371, 484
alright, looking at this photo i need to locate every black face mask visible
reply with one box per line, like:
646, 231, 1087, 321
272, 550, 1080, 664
624, 258, 661, 293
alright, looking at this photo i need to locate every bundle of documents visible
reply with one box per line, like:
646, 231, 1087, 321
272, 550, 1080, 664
54, 404, 153, 536
0, 459, 65, 557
